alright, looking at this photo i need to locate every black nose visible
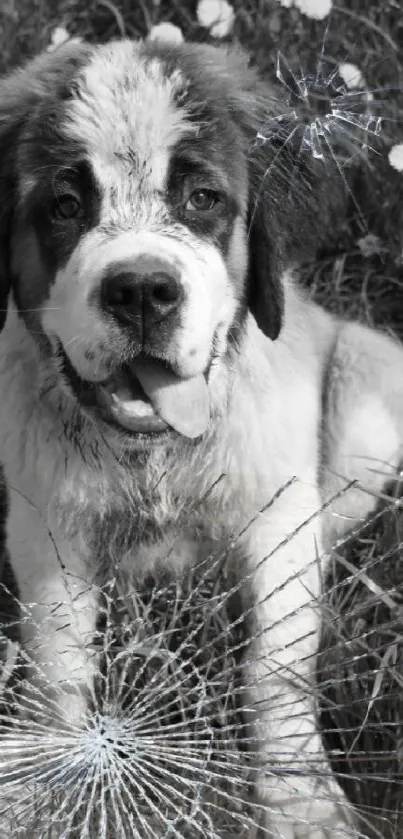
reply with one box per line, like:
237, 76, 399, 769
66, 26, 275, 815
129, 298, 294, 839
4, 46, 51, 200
101, 270, 184, 328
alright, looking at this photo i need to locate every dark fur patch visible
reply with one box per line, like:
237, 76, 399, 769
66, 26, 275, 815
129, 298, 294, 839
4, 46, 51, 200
166, 150, 244, 259
15, 160, 100, 310
0, 42, 93, 329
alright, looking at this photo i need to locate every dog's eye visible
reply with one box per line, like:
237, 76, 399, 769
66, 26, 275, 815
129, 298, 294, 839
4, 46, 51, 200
53, 194, 83, 220
186, 189, 220, 213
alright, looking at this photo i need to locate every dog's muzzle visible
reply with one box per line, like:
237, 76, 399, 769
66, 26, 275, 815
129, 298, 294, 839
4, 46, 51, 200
100, 257, 184, 343
96, 356, 210, 439
63, 256, 211, 439
61, 347, 210, 440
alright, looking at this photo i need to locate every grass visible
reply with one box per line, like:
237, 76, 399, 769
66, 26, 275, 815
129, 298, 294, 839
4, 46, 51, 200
318, 482, 403, 838
0, 563, 255, 837
1, 0, 403, 836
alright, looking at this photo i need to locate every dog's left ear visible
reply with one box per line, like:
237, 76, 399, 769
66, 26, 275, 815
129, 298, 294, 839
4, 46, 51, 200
246, 176, 285, 341
227, 61, 289, 342
218, 52, 320, 341
0, 41, 91, 332
234, 63, 348, 341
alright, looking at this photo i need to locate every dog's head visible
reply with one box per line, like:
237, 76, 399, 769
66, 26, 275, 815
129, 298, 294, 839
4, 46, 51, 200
0, 39, 321, 445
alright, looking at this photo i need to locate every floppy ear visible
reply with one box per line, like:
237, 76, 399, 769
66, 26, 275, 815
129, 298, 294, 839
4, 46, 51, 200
0, 225, 11, 332
207, 54, 291, 342
246, 178, 285, 341
213, 51, 346, 341
0, 42, 91, 332
0, 75, 21, 332
244, 113, 347, 341
242, 85, 293, 342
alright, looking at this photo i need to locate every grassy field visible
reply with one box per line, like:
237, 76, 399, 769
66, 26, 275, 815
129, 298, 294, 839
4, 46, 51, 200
1, 0, 403, 835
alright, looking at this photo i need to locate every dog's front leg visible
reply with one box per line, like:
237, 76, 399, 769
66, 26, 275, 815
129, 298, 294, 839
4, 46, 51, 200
6, 491, 99, 726
240, 479, 352, 838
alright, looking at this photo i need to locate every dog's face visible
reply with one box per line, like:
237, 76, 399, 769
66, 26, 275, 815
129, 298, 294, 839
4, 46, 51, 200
0, 39, 306, 446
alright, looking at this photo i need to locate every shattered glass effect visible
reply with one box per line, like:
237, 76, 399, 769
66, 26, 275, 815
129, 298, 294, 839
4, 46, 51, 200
266, 52, 383, 163
249, 42, 392, 234
0, 559, 254, 838
0, 479, 403, 837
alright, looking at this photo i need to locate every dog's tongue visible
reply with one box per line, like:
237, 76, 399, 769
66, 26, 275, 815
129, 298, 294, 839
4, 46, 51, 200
132, 358, 210, 439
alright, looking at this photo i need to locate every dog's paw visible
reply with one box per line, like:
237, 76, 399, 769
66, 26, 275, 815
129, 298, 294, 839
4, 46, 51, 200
254, 775, 354, 839
258, 815, 351, 839
256, 809, 352, 839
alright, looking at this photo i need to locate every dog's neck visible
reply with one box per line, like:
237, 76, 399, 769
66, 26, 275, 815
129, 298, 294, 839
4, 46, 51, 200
0, 291, 335, 553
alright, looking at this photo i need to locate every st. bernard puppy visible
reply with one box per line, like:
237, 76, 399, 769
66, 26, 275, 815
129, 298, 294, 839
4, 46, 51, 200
0, 37, 402, 837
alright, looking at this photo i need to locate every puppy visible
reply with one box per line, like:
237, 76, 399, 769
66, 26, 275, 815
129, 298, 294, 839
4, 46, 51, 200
0, 38, 402, 837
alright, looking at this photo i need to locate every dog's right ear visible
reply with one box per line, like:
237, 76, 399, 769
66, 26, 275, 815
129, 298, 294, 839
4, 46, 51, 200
0, 225, 12, 331
0, 57, 47, 331
0, 42, 91, 331
0, 69, 23, 331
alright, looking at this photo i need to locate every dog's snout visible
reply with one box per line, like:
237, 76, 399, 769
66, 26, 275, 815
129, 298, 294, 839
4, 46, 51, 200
147, 273, 183, 307
101, 267, 184, 328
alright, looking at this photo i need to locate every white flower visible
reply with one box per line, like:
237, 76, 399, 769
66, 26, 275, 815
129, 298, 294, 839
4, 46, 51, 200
388, 144, 403, 173
47, 25, 82, 52
275, 0, 332, 20
48, 26, 70, 51
148, 22, 184, 45
296, 0, 332, 19
357, 234, 383, 258
196, 0, 235, 38
338, 62, 365, 90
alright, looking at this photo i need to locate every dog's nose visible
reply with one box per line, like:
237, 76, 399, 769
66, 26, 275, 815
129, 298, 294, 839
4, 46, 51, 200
101, 270, 184, 328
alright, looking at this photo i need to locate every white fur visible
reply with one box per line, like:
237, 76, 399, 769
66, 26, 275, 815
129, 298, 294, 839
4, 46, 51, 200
321, 319, 403, 545
4, 276, 403, 835
42, 228, 239, 382
63, 43, 192, 195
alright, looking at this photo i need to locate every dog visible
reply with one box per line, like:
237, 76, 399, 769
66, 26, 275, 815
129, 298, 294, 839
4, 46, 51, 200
0, 37, 402, 837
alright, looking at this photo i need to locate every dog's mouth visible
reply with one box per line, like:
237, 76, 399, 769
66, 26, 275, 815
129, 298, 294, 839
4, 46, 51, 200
61, 350, 210, 439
